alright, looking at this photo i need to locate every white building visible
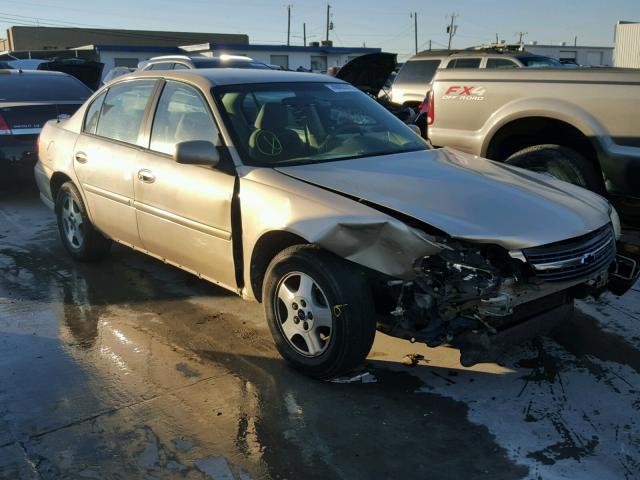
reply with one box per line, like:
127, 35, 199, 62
75, 42, 382, 79
182, 42, 380, 72
524, 43, 614, 66
614, 21, 640, 68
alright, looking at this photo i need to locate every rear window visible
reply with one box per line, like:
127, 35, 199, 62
519, 56, 563, 68
446, 58, 481, 69
0, 73, 92, 102
394, 60, 441, 84
486, 58, 519, 69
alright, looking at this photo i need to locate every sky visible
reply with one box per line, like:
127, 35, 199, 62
1, 0, 639, 59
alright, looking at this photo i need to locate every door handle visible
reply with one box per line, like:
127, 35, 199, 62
137, 169, 156, 184
74, 151, 87, 164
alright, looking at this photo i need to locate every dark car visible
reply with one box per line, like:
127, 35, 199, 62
336, 52, 416, 124
0, 70, 92, 186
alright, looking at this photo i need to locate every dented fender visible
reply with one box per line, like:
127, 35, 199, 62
313, 221, 441, 279
238, 167, 442, 299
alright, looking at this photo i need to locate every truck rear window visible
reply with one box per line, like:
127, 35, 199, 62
395, 60, 440, 84
0, 73, 92, 102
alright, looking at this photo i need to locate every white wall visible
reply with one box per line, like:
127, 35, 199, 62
209, 47, 362, 71
97, 49, 178, 78
525, 44, 614, 66
614, 22, 640, 68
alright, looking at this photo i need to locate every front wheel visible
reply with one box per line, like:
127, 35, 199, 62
263, 245, 376, 379
55, 182, 112, 261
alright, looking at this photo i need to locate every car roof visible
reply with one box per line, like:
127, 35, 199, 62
409, 49, 534, 60
119, 68, 342, 88
0, 69, 75, 79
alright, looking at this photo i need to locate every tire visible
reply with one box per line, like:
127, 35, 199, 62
263, 245, 376, 379
55, 182, 112, 261
505, 144, 604, 193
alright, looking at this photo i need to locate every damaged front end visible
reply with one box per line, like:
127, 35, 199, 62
374, 226, 639, 367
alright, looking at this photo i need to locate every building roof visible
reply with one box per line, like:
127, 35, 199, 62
74, 44, 185, 53
183, 42, 381, 55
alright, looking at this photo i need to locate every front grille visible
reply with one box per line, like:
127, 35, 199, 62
523, 224, 616, 282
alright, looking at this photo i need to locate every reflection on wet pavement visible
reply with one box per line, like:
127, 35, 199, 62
1, 190, 639, 479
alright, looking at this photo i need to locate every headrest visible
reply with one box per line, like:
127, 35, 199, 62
175, 112, 211, 142
254, 102, 288, 130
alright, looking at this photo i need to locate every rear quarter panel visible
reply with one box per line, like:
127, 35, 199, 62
428, 68, 640, 156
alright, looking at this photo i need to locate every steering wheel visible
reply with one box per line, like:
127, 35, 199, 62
319, 123, 364, 153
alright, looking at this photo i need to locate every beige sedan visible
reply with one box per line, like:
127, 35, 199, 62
34, 69, 637, 378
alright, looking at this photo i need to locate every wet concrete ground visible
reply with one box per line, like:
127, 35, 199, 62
0, 188, 639, 480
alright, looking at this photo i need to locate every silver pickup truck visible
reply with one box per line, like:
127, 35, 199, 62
426, 68, 640, 223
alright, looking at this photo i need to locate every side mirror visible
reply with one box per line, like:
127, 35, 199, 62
174, 140, 220, 167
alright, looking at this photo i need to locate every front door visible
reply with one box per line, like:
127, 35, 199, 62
133, 81, 237, 290
73, 79, 157, 248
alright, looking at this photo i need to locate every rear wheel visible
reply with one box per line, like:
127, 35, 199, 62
505, 144, 604, 192
55, 182, 112, 261
263, 245, 376, 379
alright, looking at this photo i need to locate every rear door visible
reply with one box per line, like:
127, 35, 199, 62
134, 80, 237, 290
73, 79, 158, 248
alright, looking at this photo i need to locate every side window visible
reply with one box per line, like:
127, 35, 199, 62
83, 91, 106, 135
149, 62, 175, 70
486, 58, 519, 69
395, 60, 441, 84
96, 80, 156, 144
173, 63, 190, 70
150, 81, 217, 155
447, 58, 481, 69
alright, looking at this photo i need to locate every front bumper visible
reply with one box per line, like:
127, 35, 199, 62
453, 302, 573, 367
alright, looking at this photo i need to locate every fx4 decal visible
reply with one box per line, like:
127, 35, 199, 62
442, 85, 486, 101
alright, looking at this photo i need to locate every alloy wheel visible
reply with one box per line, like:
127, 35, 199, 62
61, 194, 85, 249
274, 271, 333, 357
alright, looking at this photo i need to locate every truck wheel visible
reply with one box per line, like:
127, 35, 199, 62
55, 182, 112, 261
263, 245, 376, 380
505, 144, 604, 193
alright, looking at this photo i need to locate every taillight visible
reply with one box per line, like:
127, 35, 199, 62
427, 92, 435, 126
417, 100, 429, 114
0, 111, 11, 135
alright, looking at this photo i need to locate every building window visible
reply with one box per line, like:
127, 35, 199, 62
114, 57, 139, 68
270, 55, 289, 70
310, 55, 327, 72
559, 50, 577, 64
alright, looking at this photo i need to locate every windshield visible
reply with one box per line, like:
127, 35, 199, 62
214, 82, 427, 166
519, 56, 563, 68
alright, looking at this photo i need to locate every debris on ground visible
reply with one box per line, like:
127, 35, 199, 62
401, 354, 425, 366
330, 371, 378, 384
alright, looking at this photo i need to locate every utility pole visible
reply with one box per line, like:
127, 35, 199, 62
412, 12, 418, 54
303, 22, 307, 46
286, 4, 292, 46
517, 31, 528, 45
495, 33, 499, 44
574, 35, 577, 46
446, 13, 458, 49
429, 39, 432, 51
325, 4, 331, 42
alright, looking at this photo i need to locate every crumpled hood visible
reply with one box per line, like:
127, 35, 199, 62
276, 148, 612, 250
